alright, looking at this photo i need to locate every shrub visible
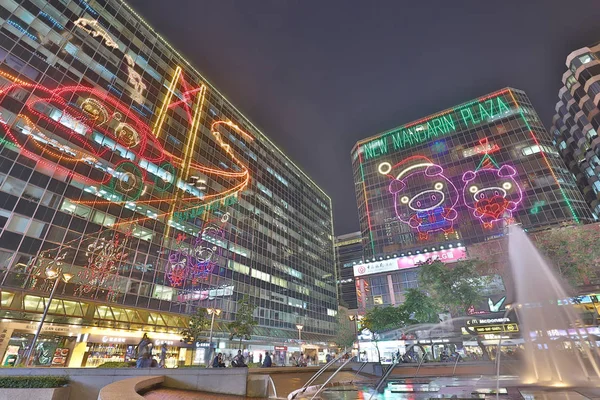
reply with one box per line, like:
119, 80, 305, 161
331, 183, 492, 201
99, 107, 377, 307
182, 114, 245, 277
0, 376, 69, 388
96, 361, 136, 368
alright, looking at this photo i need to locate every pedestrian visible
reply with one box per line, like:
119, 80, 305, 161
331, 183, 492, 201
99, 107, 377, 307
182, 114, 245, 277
135, 333, 151, 368
159, 343, 168, 368
259, 353, 263, 364
262, 351, 272, 367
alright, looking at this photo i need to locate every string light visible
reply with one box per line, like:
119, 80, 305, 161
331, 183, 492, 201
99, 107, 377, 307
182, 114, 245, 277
74, 18, 119, 49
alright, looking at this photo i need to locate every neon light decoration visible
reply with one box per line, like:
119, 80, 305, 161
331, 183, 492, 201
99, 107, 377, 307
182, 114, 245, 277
462, 163, 523, 229
360, 92, 512, 160
74, 18, 119, 49
388, 156, 459, 240
165, 217, 228, 287
124, 54, 146, 104
75, 230, 131, 296
0, 80, 252, 227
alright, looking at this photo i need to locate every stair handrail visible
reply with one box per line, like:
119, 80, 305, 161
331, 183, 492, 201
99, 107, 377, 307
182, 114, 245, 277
290, 353, 345, 399
310, 355, 356, 400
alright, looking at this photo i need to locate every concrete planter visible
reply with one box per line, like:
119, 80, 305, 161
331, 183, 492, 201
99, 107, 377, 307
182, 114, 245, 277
0, 386, 70, 400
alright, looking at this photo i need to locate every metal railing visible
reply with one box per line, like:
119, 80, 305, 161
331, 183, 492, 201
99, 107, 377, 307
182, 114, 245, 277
368, 361, 397, 399
310, 356, 355, 400
290, 353, 346, 399
351, 361, 369, 383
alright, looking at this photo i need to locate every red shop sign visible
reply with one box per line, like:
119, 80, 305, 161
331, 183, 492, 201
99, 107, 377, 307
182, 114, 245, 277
274, 346, 287, 351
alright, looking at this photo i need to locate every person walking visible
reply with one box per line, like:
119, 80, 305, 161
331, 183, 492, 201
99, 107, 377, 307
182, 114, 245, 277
135, 333, 151, 368
159, 343, 168, 368
259, 353, 263, 365
262, 351, 272, 367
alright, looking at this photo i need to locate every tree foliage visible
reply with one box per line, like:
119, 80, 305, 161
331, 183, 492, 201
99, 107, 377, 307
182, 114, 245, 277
181, 307, 210, 344
361, 305, 409, 334
402, 288, 440, 324
533, 224, 600, 286
333, 308, 356, 350
418, 259, 488, 315
227, 296, 258, 346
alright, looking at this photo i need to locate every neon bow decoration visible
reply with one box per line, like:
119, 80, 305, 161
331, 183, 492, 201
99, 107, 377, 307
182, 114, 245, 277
386, 156, 459, 240
462, 164, 523, 229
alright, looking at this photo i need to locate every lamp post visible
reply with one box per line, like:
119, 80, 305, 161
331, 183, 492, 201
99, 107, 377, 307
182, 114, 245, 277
296, 324, 304, 341
206, 308, 221, 366
26, 264, 72, 365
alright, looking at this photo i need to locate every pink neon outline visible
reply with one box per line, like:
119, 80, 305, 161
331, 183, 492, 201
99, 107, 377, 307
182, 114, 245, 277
461, 164, 523, 228
390, 164, 460, 237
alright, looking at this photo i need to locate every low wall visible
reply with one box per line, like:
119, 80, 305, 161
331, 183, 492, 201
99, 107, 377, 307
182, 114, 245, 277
98, 376, 163, 400
0, 387, 70, 400
0, 368, 248, 400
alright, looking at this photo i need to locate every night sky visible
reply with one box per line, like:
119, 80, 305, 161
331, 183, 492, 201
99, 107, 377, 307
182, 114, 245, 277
129, 0, 600, 235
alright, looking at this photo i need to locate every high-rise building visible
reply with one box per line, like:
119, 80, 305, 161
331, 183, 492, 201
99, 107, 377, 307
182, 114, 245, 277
351, 88, 594, 310
335, 232, 362, 310
552, 43, 600, 217
0, 0, 335, 367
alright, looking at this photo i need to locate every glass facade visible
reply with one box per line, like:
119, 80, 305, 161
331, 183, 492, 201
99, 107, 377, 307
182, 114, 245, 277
335, 232, 362, 310
0, 0, 336, 345
352, 88, 594, 260
552, 45, 600, 218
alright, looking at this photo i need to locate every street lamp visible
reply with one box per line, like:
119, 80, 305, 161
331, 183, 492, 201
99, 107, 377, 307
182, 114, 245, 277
206, 308, 221, 366
26, 264, 72, 365
296, 324, 304, 341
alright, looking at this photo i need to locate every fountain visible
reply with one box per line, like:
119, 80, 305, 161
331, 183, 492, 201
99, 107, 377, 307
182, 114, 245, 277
508, 225, 600, 385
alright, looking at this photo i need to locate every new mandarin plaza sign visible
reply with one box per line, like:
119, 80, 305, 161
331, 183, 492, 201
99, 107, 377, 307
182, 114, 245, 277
353, 247, 467, 277
359, 93, 513, 161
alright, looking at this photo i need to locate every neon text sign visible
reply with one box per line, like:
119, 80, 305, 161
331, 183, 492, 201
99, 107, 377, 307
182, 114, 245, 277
361, 95, 512, 160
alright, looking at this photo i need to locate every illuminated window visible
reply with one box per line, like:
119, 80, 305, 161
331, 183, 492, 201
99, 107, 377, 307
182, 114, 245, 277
566, 75, 577, 90
152, 285, 175, 301
522, 144, 559, 157
579, 54, 594, 65
593, 181, 600, 195
586, 167, 595, 178
251, 269, 271, 282
327, 309, 338, 317
559, 141, 567, 151
373, 295, 384, 305
586, 129, 598, 141
257, 182, 272, 198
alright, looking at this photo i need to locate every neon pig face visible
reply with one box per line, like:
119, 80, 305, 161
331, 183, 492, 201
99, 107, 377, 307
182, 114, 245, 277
389, 164, 459, 240
462, 165, 523, 228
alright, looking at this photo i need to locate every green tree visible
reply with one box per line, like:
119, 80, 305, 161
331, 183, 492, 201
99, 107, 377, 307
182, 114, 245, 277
334, 309, 357, 351
402, 288, 440, 324
533, 223, 600, 286
228, 295, 258, 349
361, 305, 408, 362
181, 307, 210, 344
418, 259, 488, 315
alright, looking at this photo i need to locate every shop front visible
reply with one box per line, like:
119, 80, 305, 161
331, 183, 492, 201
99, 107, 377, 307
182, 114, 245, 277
0, 322, 78, 367
83, 333, 188, 367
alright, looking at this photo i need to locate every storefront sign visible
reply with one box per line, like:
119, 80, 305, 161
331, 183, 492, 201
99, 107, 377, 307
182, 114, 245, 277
274, 346, 287, 351
102, 336, 127, 343
195, 342, 215, 348
353, 247, 467, 277
24, 325, 71, 334
463, 314, 519, 335
155, 340, 174, 346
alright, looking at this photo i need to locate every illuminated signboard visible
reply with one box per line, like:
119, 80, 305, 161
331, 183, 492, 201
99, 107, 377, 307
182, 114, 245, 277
352, 247, 466, 277
360, 95, 512, 160
463, 315, 519, 335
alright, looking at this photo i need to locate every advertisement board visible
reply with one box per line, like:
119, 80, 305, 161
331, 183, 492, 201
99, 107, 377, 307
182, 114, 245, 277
353, 247, 467, 277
